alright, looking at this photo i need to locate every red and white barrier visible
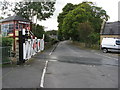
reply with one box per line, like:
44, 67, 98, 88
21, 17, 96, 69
20, 29, 44, 61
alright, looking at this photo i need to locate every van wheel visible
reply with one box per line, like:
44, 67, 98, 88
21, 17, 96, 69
103, 49, 108, 53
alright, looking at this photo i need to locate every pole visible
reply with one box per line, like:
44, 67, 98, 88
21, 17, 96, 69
18, 30, 24, 64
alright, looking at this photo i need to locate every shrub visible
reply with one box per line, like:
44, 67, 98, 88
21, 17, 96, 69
2, 37, 13, 46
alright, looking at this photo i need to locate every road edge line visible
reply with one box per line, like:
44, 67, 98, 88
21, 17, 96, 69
40, 60, 48, 88
49, 43, 59, 55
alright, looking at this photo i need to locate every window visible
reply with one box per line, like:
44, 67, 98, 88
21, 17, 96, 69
1, 24, 8, 36
116, 40, 120, 45
16, 23, 19, 29
19, 24, 23, 30
9, 24, 14, 33
1, 23, 14, 36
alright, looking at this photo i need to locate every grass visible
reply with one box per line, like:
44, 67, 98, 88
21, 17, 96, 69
71, 41, 120, 56
44, 42, 53, 50
71, 41, 100, 50
2, 63, 17, 67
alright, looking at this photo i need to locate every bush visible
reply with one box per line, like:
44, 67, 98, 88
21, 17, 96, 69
88, 33, 100, 45
2, 37, 13, 46
51, 38, 59, 45
0, 36, 2, 46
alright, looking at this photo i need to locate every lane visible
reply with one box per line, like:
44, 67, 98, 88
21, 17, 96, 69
48, 41, 118, 66
2, 44, 57, 88
2, 50, 51, 88
44, 41, 118, 88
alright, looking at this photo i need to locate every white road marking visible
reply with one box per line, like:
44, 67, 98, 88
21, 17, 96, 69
49, 52, 52, 55
40, 60, 48, 88
95, 53, 118, 60
49, 60, 58, 62
40, 43, 58, 87
49, 43, 59, 55
49, 45, 56, 55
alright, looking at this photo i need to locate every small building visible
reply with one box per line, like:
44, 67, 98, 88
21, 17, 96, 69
100, 21, 120, 43
0, 15, 32, 51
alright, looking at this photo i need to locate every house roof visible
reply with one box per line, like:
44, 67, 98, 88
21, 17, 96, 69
0, 15, 31, 23
101, 21, 120, 35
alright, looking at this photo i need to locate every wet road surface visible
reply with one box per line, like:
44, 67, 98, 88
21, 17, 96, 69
2, 41, 118, 88
44, 41, 118, 88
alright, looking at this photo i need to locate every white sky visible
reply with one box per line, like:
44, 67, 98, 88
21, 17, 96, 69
0, 0, 120, 31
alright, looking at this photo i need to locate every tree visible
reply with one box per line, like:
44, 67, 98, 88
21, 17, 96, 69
0, 0, 13, 16
32, 24, 45, 39
0, 17, 3, 20
60, 1, 109, 41
0, 0, 56, 22
13, 1, 55, 31
46, 30, 57, 36
13, 1, 56, 22
77, 22, 94, 43
57, 3, 77, 40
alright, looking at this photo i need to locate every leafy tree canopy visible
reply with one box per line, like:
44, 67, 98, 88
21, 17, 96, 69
0, 0, 56, 21
13, 1, 56, 21
0, 17, 4, 20
46, 30, 57, 36
57, 3, 77, 40
32, 24, 45, 39
58, 1, 109, 41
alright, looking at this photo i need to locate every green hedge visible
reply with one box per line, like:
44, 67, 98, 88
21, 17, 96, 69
2, 37, 13, 46
1, 37, 13, 64
2, 47, 11, 64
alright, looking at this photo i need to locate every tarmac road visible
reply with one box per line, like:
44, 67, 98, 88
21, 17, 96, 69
44, 41, 118, 88
2, 41, 118, 89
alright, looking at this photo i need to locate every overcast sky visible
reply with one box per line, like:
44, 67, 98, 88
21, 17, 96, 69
0, 0, 120, 31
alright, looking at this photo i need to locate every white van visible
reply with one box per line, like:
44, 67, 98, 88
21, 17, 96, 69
101, 38, 120, 53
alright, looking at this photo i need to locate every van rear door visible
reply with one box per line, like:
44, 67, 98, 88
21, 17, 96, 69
115, 40, 120, 50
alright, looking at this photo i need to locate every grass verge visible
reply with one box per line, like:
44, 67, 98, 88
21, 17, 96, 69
71, 41, 100, 50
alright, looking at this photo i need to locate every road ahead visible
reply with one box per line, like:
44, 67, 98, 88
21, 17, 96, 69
2, 41, 118, 88
44, 41, 118, 88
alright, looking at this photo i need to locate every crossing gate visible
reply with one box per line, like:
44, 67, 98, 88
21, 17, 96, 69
18, 29, 44, 64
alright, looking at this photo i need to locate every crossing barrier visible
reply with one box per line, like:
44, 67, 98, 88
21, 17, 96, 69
18, 29, 44, 64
